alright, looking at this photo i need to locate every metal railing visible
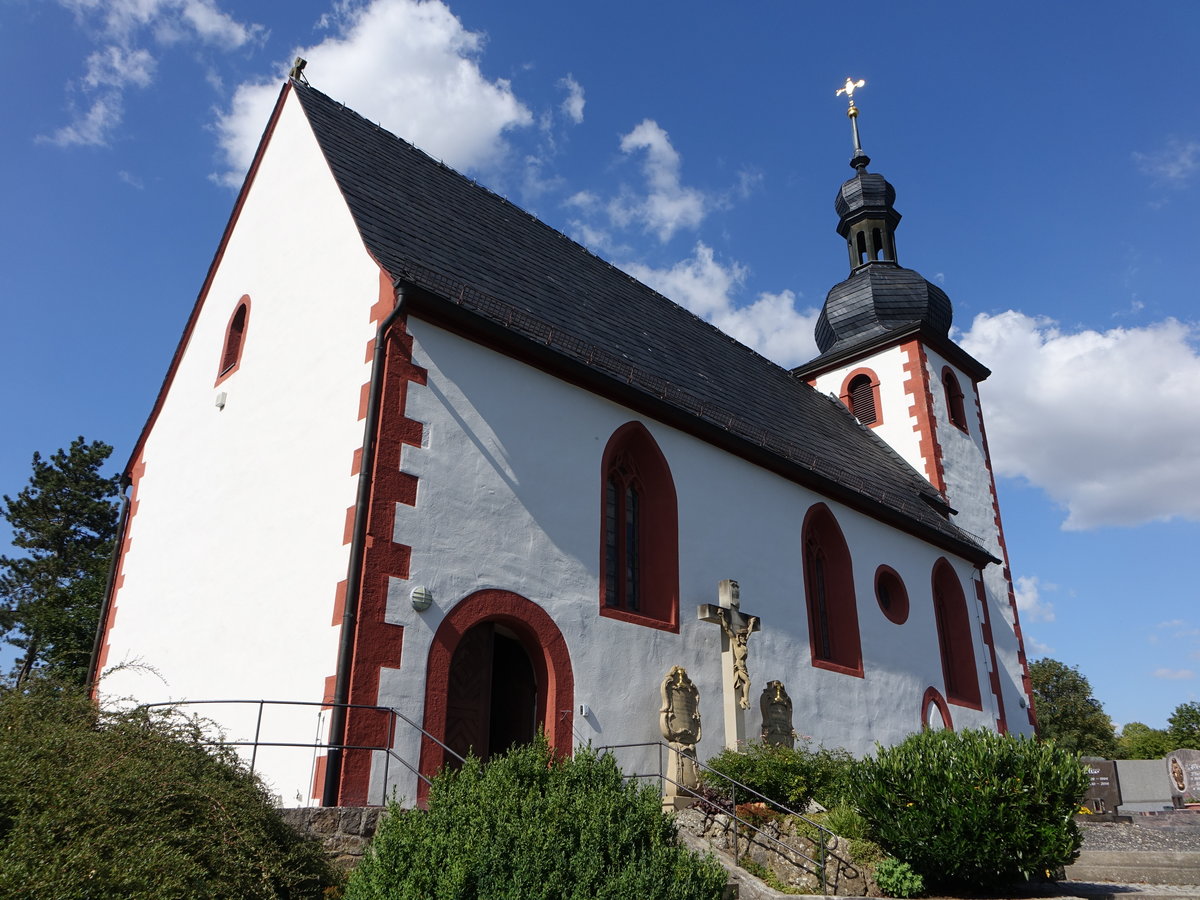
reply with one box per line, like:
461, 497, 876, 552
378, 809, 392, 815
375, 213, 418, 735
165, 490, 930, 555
597, 740, 844, 894
137, 698, 465, 805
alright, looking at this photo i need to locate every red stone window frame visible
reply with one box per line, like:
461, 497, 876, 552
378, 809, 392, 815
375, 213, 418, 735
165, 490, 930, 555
931, 558, 982, 709
598, 422, 679, 632
802, 503, 864, 677
941, 366, 968, 433
839, 367, 883, 428
874, 565, 910, 625
215, 295, 251, 386
922, 686, 954, 731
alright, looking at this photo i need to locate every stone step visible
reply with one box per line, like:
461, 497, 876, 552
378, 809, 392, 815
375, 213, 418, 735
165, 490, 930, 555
1067, 851, 1200, 886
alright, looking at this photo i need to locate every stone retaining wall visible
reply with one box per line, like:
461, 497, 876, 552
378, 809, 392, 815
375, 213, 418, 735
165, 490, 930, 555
279, 807, 384, 871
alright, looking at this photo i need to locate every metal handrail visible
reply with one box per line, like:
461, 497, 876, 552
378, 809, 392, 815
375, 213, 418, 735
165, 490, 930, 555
597, 740, 844, 894
137, 698, 466, 804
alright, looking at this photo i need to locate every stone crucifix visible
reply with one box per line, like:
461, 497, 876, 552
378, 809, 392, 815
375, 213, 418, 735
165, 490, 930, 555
698, 579, 761, 750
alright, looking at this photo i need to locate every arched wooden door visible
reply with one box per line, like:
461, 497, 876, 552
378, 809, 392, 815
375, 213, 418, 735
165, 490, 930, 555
420, 590, 574, 800
445, 622, 538, 765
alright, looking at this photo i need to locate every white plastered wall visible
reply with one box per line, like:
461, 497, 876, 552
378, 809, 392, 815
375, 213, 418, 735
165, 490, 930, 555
809, 344, 928, 479
99, 89, 380, 804
372, 321, 1002, 803
924, 347, 1034, 735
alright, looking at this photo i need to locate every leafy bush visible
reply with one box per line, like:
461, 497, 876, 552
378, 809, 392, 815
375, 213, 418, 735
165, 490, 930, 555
703, 741, 815, 811
0, 678, 336, 898
346, 736, 727, 900
823, 802, 869, 841
703, 740, 857, 813
854, 728, 1089, 890
873, 858, 924, 898
807, 745, 858, 808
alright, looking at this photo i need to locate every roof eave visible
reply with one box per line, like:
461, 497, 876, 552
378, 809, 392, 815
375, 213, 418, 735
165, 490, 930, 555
791, 323, 992, 382
404, 285, 996, 567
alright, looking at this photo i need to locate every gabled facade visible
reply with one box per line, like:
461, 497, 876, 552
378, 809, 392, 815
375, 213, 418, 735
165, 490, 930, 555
95, 79, 1033, 807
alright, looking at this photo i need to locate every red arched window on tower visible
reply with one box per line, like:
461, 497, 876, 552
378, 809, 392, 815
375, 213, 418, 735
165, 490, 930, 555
802, 503, 863, 676
599, 422, 679, 631
839, 367, 882, 427
931, 558, 981, 708
215, 296, 250, 386
942, 367, 968, 432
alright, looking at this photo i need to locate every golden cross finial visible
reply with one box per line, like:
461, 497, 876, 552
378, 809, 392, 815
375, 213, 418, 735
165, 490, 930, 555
836, 77, 867, 154
837, 77, 866, 107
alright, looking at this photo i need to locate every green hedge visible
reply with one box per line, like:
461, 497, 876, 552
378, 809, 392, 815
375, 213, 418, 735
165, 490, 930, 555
0, 679, 335, 898
854, 728, 1088, 890
347, 737, 727, 900
702, 740, 857, 811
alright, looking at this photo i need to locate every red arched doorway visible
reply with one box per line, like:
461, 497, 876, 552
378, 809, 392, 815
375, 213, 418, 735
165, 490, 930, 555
419, 590, 574, 800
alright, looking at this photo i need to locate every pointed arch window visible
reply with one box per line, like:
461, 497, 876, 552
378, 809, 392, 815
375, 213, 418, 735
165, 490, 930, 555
840, 368, 882, 427
942, 367, 968, 432
215, 296, 251, 386
599, 422, 678, 631
802, 504, 863, 677
932, 559, 981, 708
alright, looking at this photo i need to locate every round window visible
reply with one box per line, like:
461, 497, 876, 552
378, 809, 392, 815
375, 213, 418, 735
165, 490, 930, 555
874, 566, 909, 624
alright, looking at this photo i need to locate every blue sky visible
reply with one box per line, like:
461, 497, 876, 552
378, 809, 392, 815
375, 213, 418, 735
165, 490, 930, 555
2, 0, 1198, 732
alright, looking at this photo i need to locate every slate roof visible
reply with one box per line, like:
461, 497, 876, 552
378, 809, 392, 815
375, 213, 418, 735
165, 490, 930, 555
292, 81, 992, 563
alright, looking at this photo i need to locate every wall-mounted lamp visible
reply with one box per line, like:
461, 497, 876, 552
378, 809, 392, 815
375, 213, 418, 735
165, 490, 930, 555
410, 585, 432, 612
215, 391, 227, 410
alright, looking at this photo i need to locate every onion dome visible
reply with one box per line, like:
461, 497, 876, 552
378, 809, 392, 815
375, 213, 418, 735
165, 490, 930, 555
813, 153, 953, 356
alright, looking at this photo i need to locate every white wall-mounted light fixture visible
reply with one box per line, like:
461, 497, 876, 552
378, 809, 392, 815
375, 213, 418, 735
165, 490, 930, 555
410, 585, 433, 612
215, 391, 228, 410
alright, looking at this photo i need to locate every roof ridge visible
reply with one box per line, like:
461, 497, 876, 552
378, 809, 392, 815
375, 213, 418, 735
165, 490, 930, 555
290, 81, 790, 381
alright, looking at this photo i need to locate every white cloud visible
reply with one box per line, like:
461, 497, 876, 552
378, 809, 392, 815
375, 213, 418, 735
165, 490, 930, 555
624, 243, 820, 367
1013, 575, 1054, 623
1025, 635, 1054, 656
1134, 138, 1200, 187
46, 0, 263, 147
41, 94, 125, 147
961, 311, 1200, 530
1154, 668, 1195, 681
82, 45, 156, 90
609, 119, 706, 242
212, 0, 532, 186
559, 75, 584, 125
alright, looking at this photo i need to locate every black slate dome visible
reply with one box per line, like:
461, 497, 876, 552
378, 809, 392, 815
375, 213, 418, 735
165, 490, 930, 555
835, 170, 896, 222
815, 264, 953, 353
812, 154, 954, 357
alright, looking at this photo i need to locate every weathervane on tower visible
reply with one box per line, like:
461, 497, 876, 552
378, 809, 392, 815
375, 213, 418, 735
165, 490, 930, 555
836, 77, 869, 168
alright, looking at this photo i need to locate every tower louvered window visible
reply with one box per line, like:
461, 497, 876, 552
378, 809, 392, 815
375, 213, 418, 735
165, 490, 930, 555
847, 374, 877, 425
943, 368, 968, 432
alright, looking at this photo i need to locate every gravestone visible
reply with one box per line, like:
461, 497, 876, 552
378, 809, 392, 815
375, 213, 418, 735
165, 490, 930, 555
1081, 758, 1121, 814
1166, 749, 1200, 804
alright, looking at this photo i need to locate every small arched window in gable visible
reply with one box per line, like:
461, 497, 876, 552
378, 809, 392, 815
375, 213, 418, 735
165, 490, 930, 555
840, 368, 881, 427
802, 504, 863, 677
216, 296, 251, 385
942, 367, 968, 432
599, 422, 679, 631
932, 559, 981, 708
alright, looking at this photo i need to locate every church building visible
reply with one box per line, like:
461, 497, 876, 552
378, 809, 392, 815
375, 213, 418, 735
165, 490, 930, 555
94, 74, 1035, 807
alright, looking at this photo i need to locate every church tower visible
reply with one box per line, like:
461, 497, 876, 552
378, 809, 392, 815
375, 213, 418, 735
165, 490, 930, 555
793, 81, 1036, 731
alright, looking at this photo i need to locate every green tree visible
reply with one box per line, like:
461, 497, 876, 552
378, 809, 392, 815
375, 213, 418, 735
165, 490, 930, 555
0, 676, 336, 898
0, 438, 119, 687
1030, 657, 1118, 757
1168, 701, 1200, 750
1117, 722, 1175, 759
